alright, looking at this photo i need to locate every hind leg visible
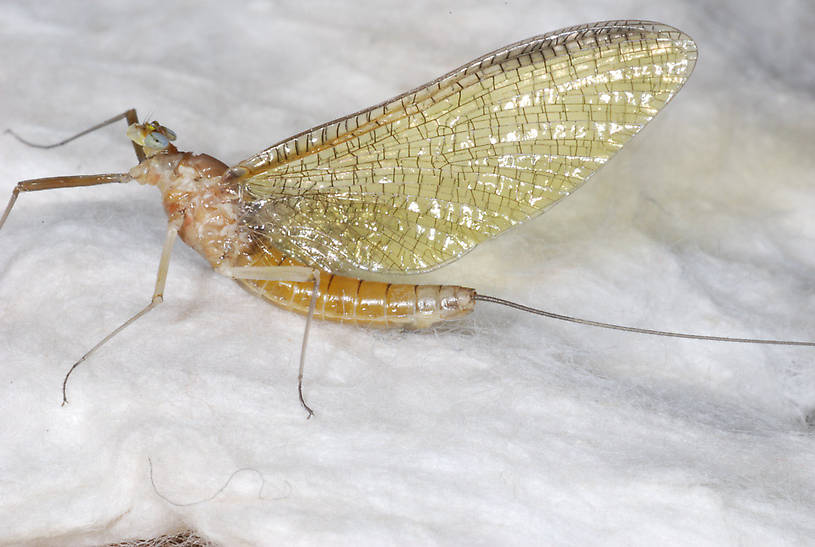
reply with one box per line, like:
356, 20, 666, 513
224, 265, 322, 419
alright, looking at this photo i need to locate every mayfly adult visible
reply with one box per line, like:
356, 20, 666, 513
3, 20, 813, 417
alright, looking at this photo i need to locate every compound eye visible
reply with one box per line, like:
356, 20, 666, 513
144, 131, 170, 149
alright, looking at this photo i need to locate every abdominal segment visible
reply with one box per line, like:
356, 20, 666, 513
237, 245, 475, 328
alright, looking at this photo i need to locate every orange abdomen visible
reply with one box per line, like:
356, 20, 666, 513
238, 246, 475, 328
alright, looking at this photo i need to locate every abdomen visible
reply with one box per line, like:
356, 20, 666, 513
237, 245, 475, 328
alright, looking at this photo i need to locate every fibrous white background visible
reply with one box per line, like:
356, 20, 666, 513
1, 1, 814, 545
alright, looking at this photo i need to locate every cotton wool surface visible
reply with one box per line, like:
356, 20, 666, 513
1, 1, 815, 545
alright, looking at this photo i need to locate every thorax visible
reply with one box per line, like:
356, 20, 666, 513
128, 152, 250, 268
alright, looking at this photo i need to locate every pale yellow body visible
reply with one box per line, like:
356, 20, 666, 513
238, 244, 474, 328
129, 152, 475, 328
127, 21, 697, 330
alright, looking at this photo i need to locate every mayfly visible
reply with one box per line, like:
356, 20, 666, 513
3, 20, 813, 417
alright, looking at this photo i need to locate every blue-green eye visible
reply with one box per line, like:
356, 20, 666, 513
144, 131, 169, 149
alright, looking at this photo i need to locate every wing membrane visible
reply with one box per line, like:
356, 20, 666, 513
230, 20, 697, 274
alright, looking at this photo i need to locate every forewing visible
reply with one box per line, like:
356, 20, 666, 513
230, 20, 697, 274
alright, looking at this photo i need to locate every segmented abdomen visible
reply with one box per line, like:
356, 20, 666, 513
237, 245, 475, 328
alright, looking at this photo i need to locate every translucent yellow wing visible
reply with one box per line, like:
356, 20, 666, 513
228, 20, 697, 275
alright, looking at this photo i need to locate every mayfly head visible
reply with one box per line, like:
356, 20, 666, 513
126, 121, 177, 157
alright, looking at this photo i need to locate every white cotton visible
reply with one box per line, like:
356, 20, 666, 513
1, 1, 814, 545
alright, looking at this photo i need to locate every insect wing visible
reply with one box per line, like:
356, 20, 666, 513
231, 20, 697, 275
